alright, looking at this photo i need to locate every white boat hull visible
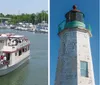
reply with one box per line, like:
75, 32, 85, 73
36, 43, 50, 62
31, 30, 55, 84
0, 56, 29, 76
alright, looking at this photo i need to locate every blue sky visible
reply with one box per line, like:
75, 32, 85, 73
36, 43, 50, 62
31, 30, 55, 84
0, 0, 48, 14
50, 0, 99, 85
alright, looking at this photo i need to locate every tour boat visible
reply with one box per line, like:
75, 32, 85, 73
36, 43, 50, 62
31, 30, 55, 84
0, 33, 30, 76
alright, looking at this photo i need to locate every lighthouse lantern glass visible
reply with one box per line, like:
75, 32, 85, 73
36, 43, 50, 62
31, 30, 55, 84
67, 12, 84, 23
76, 12, 84, 22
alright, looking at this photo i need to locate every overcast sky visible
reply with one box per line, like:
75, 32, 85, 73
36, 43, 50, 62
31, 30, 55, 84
0, 0, 48, 14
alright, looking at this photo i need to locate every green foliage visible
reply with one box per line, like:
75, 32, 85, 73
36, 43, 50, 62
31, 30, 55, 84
4, 10, 48, 25
0, 13, 4, 17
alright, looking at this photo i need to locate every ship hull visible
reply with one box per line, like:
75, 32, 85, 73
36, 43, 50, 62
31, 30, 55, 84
0, 56, 29, 76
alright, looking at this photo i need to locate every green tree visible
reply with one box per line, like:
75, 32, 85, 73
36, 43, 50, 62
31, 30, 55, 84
4, 10, 48, 25
30, 13, 36, 24
0, 13, 4, 17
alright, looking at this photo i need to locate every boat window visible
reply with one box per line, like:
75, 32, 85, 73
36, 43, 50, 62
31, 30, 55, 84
26, 47, 27, 51
24, 47, 27, 52
19, 40, 21, 43
22, 48, 24, 52
28, 46, 30, 50
6, 53, 10, 61
0, 40, 4, 43
5, 40, 7, 46
15, 52, 17, 56
19, 50, 22, 56
27, 45, 29, 50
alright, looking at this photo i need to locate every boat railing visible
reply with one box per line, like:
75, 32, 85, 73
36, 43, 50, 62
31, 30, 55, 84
2, 46, 16, 51
17, 40, 30, 48
2, 39, 30, 52
8, 40, 30, 49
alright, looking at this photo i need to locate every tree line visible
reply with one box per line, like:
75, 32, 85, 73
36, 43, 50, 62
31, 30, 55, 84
0, 10, 48, 25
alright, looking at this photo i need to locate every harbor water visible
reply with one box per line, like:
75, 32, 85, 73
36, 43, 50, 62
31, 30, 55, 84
0, 29, 48, 85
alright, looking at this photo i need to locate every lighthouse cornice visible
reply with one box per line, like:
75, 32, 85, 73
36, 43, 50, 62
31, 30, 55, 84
58, 28, 92, 37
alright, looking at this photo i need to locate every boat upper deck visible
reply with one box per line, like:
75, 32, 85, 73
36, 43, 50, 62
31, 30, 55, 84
0, 33, 30, 52
0, 33, 24, 38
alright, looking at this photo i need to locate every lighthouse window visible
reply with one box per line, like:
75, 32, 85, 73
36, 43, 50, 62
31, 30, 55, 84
62, 42, 65, 55
76, 13, 84, 22
67, 12, 84, 22
70, 12, 76, 21
80, 61, 88, 77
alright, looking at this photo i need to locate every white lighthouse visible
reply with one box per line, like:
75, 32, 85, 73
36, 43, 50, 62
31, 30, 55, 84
55, 5, 95, 85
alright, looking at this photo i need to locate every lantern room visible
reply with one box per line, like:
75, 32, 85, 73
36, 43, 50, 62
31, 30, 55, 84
58, 5, 87, 33
65, 5, 85, 23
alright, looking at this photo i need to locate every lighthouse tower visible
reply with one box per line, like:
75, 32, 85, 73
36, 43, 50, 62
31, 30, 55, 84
55, 5, 95, 85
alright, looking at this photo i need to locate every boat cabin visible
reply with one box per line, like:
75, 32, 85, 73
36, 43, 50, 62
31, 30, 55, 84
0, 33, 30, 68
